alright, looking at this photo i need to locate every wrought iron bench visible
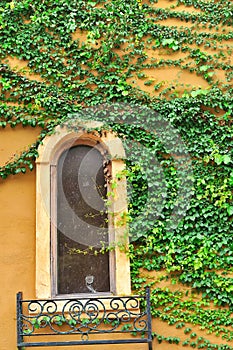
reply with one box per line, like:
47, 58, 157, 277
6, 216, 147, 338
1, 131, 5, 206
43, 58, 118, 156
16, 287, 153, 349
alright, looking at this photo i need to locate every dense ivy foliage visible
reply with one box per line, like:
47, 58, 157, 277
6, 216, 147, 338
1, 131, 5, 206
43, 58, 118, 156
0, 0, 232, 348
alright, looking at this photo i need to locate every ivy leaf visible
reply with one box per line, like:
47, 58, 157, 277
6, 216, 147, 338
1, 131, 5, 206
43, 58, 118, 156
190, 89, 209, 97
222, 155, 231, 164
214, 154, 223, 165
229, 173, 233, 186
200, 65, 210, 72
9, 1, 15, 10
226, 205, 233, 216
88, 1, 96, 6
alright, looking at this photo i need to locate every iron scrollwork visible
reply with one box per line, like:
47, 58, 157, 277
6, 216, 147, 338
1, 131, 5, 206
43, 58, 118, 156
19, 295, 147, 337
16, 288, 153, 349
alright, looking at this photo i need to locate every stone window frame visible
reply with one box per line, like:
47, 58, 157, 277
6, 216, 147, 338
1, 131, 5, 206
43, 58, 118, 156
36, 122, 131, 299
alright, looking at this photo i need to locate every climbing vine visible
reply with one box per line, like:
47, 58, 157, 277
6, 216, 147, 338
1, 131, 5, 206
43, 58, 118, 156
0, 0, 233, 349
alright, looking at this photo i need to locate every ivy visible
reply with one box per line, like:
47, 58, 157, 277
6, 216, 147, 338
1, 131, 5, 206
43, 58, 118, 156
0, 1, 233, 349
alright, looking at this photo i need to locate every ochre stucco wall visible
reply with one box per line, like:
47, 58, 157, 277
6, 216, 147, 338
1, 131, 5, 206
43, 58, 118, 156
0, 127, 39, 349
0, 0, 232, 347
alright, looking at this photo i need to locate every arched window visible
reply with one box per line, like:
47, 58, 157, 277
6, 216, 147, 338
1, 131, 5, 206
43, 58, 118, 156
55, 145, 110, 295
36, 124, 131, 298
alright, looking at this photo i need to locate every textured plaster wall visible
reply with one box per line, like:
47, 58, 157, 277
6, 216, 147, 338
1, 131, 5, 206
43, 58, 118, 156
0, 0, 231, 348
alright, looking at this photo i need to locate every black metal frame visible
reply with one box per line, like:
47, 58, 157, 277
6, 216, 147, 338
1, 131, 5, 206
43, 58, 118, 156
16, 287, 153, 349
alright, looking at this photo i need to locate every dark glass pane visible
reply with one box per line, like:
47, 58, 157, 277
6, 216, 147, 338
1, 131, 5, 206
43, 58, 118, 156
57, 145, 110, 294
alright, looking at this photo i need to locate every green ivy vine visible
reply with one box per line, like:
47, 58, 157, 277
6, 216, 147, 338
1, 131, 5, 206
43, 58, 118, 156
0, 0, 232, 349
